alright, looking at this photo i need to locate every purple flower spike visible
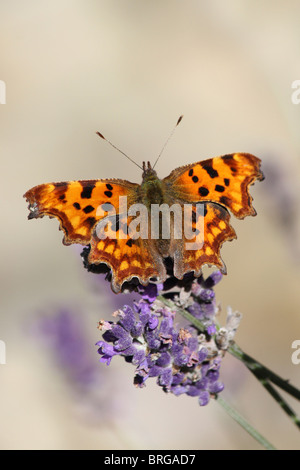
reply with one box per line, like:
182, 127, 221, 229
140, 282, 163, 303
148, 315, 159, 330
198, 391, 210, 406
156, 352, 172, 367
209, 381, 224, 394
199, 288, 215, 302
158, 368, 173, 388
206, 324, 217, 336
203, 270, 223, 288
96, 342, 116, 365
96, 270, 238, 407
119, 305, 136, 332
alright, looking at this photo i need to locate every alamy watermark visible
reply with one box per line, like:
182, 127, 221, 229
291, 80, 300, 104
95, 197, 205, 250
0, 80, 6, 104
0, 340, 6, 364
291, 340, 300, 365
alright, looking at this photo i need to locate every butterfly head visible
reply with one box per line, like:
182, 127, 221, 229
142, 161, 158, 182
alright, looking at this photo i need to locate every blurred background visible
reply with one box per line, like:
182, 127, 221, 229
1, 0, 300, 450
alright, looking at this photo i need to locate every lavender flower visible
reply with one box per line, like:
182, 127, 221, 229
96, 271, 238, 406
33, 309, 129, 422
36, 309, 97, 387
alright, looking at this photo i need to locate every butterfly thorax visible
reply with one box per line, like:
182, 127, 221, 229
141, 161, 165, 207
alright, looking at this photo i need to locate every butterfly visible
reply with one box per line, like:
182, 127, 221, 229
24, 148, 264, 293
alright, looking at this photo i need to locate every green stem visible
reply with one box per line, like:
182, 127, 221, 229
229, 343, 300, 401
157, 296, 300, 432
229, 343, 300, 430
261, 381, 300, 429
216, 396, 276, 450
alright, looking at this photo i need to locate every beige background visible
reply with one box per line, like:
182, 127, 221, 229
1, 0, 300, 450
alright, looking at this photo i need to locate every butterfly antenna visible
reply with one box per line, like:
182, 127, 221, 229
96, 131, 143, 170
152, 115, 183, 170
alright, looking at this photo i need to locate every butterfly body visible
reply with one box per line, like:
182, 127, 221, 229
140, 164, 165, 207
24, 153, 264, 293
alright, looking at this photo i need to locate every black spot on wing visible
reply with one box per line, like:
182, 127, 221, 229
202, 162, 219, 179
192, 176, 199, 183
221, 154, 234, 161
106, 183, 113, 191
215, 185, 225, 193
188, 169, 193, 177
73, 202, 81, 210
224, 178, 230, 186
59, 194, 66, 200
81, 184, 95, 199
104, 191, 113, 198
83, 205, 94, 214
198, 186, 209, 196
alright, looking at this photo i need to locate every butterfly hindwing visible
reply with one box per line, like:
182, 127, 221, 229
89, 216, 166, 293
170, 202, 237, 279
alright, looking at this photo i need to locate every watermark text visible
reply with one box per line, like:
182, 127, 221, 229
0, 80, 6, 104
95, 197, 205, 250
291, 80, 300, 104
291, 340, 300, 365
0, 340, 6, 364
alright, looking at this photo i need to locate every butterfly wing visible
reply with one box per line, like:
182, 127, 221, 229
169, 202, 236, 279
24, 179, 138, 245
164, 153, 263, 277
88, 214, 166, 293
163, 153, 264, 219
24, 179, 166, 292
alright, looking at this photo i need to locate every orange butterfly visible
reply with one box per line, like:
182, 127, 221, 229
24, 144, 264, 293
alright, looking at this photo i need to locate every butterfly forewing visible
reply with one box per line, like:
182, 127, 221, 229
163, 153, 264, 219
24, 179, 138, 245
